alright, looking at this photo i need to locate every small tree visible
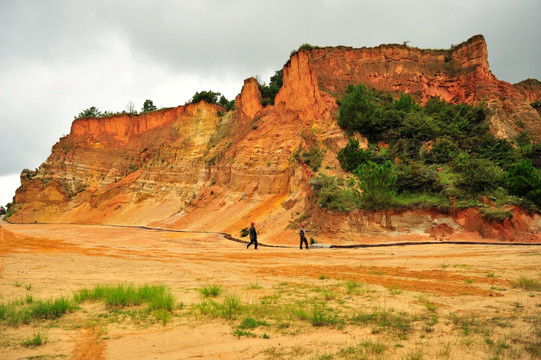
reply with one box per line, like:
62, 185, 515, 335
337, 138, 370, 172
354, 161, 397, 210
258, 69, 283, 106
126, 101, 137, 115
506, 159, 541, 206
191, 90, 221, 104
75, 106, 102, 119
141, 99, 157, 113
218, 95, 235, 111
453, 152, 503, 193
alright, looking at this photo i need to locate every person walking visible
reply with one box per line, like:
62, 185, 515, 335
247, 222, 258, 249
299, 223, 309, 249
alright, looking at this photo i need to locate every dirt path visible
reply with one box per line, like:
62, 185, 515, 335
1, 222, 539, 359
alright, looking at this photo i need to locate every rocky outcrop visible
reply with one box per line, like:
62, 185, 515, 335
289, 35, 541, 140
514, 78, 541, 103
9, 35, 541, 243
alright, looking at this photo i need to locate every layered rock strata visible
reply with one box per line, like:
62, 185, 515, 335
10, 35, 541, 242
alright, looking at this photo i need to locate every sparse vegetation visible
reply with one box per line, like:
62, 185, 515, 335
197, 284, 223, 297
21, 330, 47, 347
512, 277, 541, 291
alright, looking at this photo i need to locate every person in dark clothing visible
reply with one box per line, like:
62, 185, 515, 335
247, 222, 258, 249
299, 223, 308, 249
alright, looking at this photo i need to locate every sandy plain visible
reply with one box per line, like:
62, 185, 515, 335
0, 221, 539, 359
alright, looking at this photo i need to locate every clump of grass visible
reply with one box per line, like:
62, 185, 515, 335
512, 277, 541, 291
238, 317, 269, 329
21, 331, 47, 347
247, 282, 263, 290
30, 296, 77, 320
154, 309, 171, 325
322, 289, 336, 300
233, 328, 257, 338
309, 305, 342, 327
351, 308, 413, 339
345, 280, 361, 294
197, 284, 222, 297
74, 284, 174, 309
338, 340, 387, 358
194, 295, 242, 320
418, 295, 439, 312
388, 284, 403, 295
318, 274, 329, 280
403, 348, 424, 360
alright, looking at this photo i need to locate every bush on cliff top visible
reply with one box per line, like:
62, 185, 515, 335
189, 90, 235, 111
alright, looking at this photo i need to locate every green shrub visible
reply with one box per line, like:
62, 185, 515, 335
474, 135, 517, 169
218, 95, 235, 111
141, 99, 157, 113
240, 228, 249, 237
355, 161, 397, 210
191, 90, 221, 104
453, 152, 503, 192
395, 162, 443, 194
479, 208, 514, 222
300, 146, 325, 172
338, 84, 379, 136
506, 159, 541, 207
337, 138, 370, 171
423, 137, 460, 164
258, 69, 283, 106
75, 106, 102, 119
310, 174, 360, 212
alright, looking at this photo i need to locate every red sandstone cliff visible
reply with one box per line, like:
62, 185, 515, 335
9, 35, 541, 243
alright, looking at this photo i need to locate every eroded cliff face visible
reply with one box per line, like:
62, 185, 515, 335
514, 78, 541, 104
10, 35, 541, 243
293, 35, 541, 140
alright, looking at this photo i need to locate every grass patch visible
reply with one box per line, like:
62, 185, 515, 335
512, 277, 541, 291
345, 280, 362, 294
238, 317, 269, 329
309, 305, 342, 327
247, 282, 263, 290
351, 308, 413, 339
73, 283, 176, 325
197, 284, 222, 297
194, 295, 242, 320
338, 339, 387, 358
30, 297, 77, 320
21, 330, 47, 347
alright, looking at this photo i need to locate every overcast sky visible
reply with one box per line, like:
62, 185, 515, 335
1, 0, 540, 206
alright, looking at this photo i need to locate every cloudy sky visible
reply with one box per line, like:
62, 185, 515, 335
1, 0, 540, 206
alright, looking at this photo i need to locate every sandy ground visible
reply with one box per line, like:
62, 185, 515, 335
0, 221, 540, 359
